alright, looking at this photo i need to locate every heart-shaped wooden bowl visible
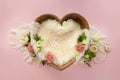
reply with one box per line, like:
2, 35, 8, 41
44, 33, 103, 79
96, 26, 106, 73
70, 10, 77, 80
35, 13, 89, 70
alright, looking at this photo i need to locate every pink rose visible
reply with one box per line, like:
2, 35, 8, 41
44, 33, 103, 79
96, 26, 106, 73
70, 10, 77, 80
27, 44, 34, 53
45, 52, 55, 63
75, 43, 85, 52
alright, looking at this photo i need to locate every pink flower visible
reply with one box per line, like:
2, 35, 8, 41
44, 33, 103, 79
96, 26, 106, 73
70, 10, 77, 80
75, 43, 85, 52
27, 44, 34, 53
45, 52, 55, 63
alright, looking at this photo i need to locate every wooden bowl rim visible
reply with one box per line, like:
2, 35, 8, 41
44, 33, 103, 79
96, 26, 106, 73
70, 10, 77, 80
35, 13, 89, 29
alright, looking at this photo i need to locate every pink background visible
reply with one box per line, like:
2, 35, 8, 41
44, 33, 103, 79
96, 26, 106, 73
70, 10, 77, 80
0, 0, 120, 80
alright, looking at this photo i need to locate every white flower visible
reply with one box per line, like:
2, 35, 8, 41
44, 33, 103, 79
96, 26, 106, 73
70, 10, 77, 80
89, 26, 110, 63
105, 45, 111, 52
89, 44, 99, 53
8, 23, 38, 63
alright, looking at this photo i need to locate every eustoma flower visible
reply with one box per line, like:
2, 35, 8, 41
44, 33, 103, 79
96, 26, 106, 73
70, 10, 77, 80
27, 44, 34, 53
89, 44, 98, 53
45, 52, 55, 63
75, 43, 85, 52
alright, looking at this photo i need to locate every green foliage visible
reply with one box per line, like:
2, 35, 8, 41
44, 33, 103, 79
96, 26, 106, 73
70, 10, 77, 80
84, 49, 96, 62
77, 32, 87, 43
41, 60, 47, 65
27, 32, 30, 42
33, 34, 42, 41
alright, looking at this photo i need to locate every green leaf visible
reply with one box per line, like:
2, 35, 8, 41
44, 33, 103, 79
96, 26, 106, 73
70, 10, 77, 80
84, 49, 96, 62
77, 32, 87, 43
31, 54, 36, 57
82, 39, 87, 45
33, 34, 42, 41
84, 54, 89, 58
23, 43, 29, 47
41, 60, 47, 65
37, 47, 41, 51
91, 52, 96, 57
33, 34, 43, 52
27, 32, 31, 42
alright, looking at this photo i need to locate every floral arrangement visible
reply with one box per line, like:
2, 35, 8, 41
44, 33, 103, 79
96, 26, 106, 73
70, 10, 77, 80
8, 22, 111, 68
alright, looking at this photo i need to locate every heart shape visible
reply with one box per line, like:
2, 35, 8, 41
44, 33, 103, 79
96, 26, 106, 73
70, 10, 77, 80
35, 13, 89, 29
33, 13, 89, 70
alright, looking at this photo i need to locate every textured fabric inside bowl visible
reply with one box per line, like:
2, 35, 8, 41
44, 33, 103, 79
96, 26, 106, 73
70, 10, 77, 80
36, 19, 83, 66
